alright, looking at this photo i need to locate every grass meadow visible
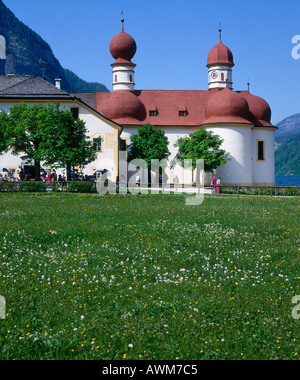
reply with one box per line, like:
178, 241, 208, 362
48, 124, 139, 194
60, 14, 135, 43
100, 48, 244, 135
0, 192, 299, 360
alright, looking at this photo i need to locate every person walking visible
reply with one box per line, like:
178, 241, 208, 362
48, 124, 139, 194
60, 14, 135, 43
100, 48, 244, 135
136, 173, 140, 187
211, 176, 217, 194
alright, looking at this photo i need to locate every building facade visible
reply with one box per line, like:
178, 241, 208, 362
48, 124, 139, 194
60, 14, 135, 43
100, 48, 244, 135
0, 27, 277, 186
76, 26, 276, 186
0, 75, 122, 181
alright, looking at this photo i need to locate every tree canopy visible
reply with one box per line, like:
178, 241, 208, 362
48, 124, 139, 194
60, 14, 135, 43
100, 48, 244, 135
0, 109, 10, 154
0, 103, 95, 180
1, 103, 46, 178
174, 128, 230, 173
128, 124, 170, 166
127, 124, 170, 185
38, 103, 96, 180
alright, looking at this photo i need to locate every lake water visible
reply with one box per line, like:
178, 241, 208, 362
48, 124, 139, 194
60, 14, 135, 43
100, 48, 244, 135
275, 175, 300, 187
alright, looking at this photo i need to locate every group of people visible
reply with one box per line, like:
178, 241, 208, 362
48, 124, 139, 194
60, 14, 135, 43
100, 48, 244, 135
0, 172, 18, 182
211, 176, 221, 194
17, 168, 94, 183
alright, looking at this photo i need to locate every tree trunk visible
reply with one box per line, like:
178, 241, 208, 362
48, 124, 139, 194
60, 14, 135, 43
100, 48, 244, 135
66, 162, 71, 182
34, 160, 41, 181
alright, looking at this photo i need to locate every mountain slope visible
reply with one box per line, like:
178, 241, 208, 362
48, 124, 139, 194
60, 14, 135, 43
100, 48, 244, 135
0, 0, 108, 93
275, 113, 300, 175
275, 113, 300, 144
275, 133, 300, 175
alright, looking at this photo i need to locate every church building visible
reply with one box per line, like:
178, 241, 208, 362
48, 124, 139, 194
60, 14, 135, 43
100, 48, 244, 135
76, 23, 277, 186
0, 23, 277, 187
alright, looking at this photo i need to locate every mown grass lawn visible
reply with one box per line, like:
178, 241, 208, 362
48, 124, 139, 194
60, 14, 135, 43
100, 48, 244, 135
0, 192, 299, 360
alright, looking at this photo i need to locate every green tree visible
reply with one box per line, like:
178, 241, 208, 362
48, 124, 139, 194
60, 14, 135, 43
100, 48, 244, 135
174, 128, 230, 183
39, 104, 96, 181
0, 109, 10, 154
128, 124, 170, 184
1, 103, 96, 180
275, 133, 300, 175
2, 103, 45, 178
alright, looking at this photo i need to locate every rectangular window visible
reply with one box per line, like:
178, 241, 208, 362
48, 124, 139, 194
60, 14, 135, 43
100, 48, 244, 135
257, 140, 265, 161
120, 138, 127, 151
70, 107, 79, 119
149, 110, 157, 117
93, 137, 102, 152
179, 111, 187, 117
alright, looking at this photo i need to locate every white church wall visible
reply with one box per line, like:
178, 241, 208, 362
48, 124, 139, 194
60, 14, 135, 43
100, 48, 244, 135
252, 128, 276, 186
121, 126, 197, 184
205, 125, 253, 185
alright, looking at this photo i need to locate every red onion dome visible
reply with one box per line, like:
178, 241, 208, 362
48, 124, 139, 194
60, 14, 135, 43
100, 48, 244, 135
241, 92, 272, 127
207, 39, 234, 67
203, 87, 251, 124
99, 91, 146, 122
109, 30, 137, 62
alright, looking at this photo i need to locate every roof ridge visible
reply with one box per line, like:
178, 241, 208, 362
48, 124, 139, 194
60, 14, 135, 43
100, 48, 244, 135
36, 75, 69, 94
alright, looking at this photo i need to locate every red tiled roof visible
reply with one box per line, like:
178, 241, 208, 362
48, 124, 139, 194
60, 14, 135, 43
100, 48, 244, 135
202, 87, 251, 125
95, 89, 275, 128
238, 91, 273, 127
96, 90, 212, 126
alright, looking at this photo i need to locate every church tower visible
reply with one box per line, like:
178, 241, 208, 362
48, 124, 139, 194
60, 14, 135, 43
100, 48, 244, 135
206, 29, 234, 90
109, 19, 137, 92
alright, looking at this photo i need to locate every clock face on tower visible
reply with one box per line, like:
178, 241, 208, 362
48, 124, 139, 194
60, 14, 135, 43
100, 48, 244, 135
211, 71, 218, 80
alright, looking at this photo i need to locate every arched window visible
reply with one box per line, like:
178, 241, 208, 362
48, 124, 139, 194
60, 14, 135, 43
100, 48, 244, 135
221, 73, 224, 81
115, 75, 118, 82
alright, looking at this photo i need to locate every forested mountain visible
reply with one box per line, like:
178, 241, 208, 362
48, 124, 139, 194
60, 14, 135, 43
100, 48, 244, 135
0, 0, 109, 93
275, 113, 300, 144
275, 133, 300, 175
275, 114, 300, 175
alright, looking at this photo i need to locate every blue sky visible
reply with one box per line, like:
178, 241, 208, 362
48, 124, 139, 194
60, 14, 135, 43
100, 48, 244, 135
3, 0, 300, 124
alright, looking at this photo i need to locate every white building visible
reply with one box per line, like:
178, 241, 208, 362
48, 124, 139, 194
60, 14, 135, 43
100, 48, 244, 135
0, 75, 122, 181
0, 26, 277, 186
75, 26, 277, 186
